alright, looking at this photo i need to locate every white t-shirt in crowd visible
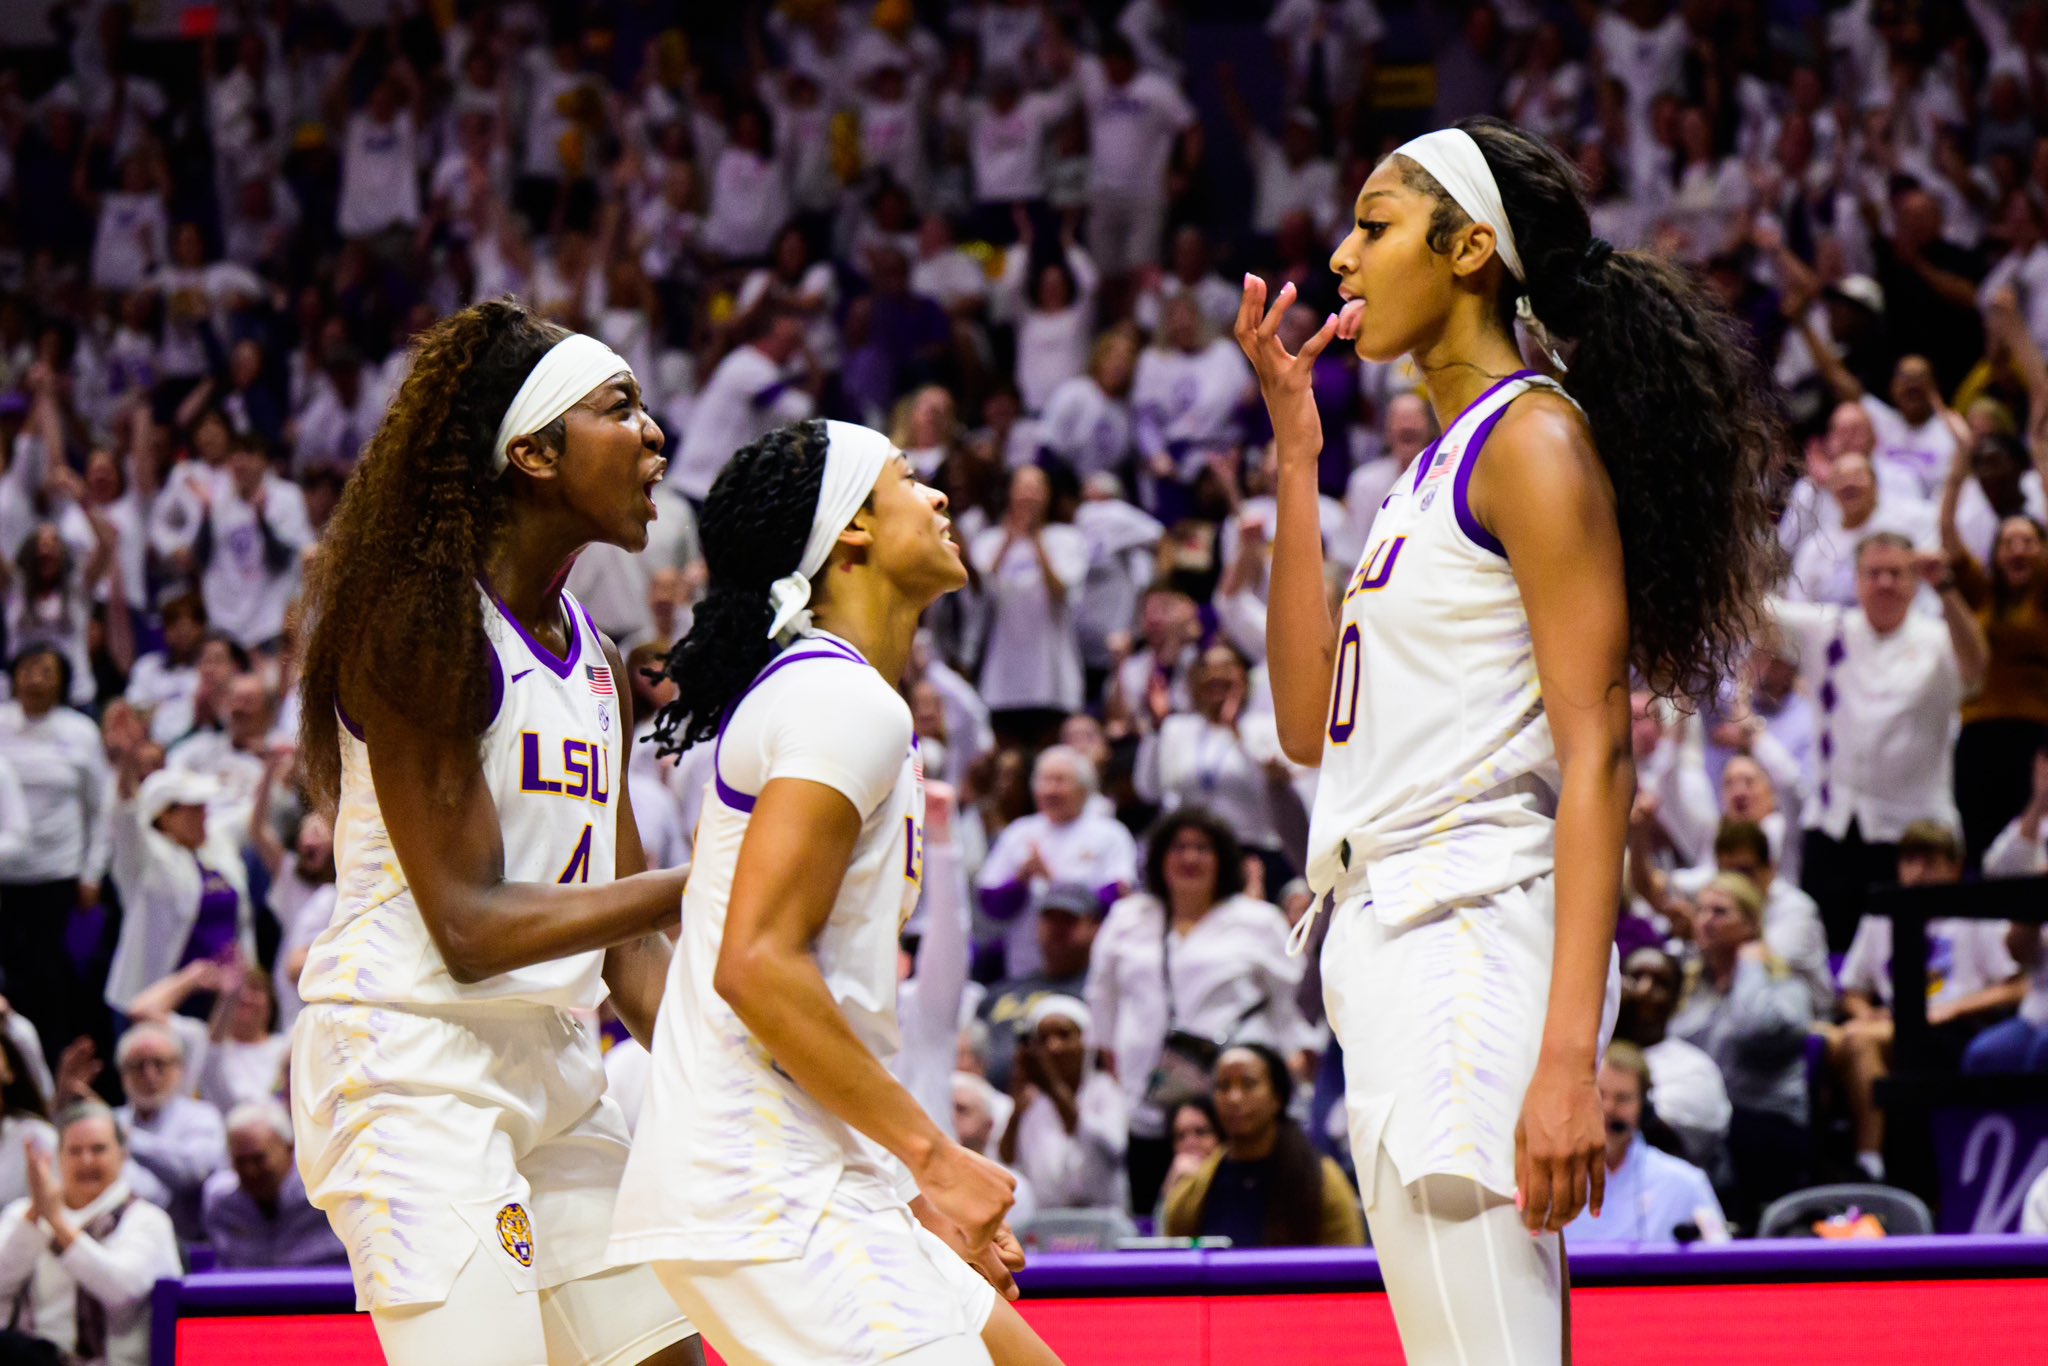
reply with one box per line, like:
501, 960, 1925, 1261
1039, 376, 1132, 478
1594, 8, 1689, 130
970, 89, 1074, 203
198, 473, 312, 649
1131, 273, 1242, 336
1136, 712, 1288, 851
1131, 340, 1255, 469
1769, 598, 1964, 842
701, 148, 791, 261
1079, 59, 1195, 198
1839, 914, 2019, 1012
0, 701, 109, 886
1785, 497, 1937, 608
337, 110, 421, 239
1247, 135, 1338, 237
970, 523, 1090, 713
977, 809, 1138, 980
1265, 0, 1386, 106
1086, 892, 1307, 1138
1860, 395, 1959, 500
91, 191, 169, 292
1010, 1069, 1129, 1211
672, 345, 815, 501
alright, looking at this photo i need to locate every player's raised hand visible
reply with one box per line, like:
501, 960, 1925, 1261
1234, 274, 1340, 463
916, 1138, 1017, 1255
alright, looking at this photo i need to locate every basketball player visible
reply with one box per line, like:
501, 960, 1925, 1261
610, 420, 1059, 1366
1237, 119, 1780, 1361
291, 300, 701, 1366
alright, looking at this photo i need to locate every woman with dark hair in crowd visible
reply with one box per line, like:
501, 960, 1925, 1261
1937, 380, 2048, 867
1087, 807, 1305, 1216
1153, 1095, 1221, 1225
614, 419, 1060, 1365
1239, 114, 1780, 1358
291, 298, 697, 1366
0, 646, 109, 1075
1163, 1042, 1363, 1248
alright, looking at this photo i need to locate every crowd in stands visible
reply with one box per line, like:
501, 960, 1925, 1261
3, 2, 2048, 1352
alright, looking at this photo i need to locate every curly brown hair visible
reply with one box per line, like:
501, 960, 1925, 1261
298, 299, 566, 808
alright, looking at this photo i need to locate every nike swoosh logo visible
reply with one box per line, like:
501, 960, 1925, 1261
510, 669, 534, 683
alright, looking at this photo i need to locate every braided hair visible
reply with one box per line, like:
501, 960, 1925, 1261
653, 420, 831, 754
1397, 116, 1785, 704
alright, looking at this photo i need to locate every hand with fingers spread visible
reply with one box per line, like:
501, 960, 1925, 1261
1234, 275, 1352, 466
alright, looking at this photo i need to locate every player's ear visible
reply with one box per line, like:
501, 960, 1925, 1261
504, 432, 562, 480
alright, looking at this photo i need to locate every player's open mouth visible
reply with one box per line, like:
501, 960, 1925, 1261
642, 482, 660, 518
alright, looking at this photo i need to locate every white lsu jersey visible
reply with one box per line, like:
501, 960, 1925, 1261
298, 587, 624, 1012
1304, 371, 1567, 930
611, 631, 926, 1266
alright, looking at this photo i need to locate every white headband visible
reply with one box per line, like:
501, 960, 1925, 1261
1024, 993, 1093, 1041
1391, 128, 1524, 283
492, 333, 634, 474
765, 420, 896, 643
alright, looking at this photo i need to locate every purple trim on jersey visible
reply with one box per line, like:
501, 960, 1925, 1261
710, 639, 869, 814
486, 589, 582, 679
1451, 401, 1519, 559
1408, 434, 1445, 493
336, 699, 364, 742
484, 643, 505, 728
1410, 370, 1539, 495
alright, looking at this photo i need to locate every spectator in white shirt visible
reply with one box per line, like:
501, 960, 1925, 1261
1963, 749, 2048, 1073
1136, 641, 1302, 885
970, 464, 1090, 738
909, 214, 989, 317
0, 647, 110, 1066
996, 229, 1100, 414
1613, 947, 1731, 1174
997, 994, 1128, 1212
1040, 327, 1138, 479
1220, 89, 1337, 241
289, 347, 385, 476
1132, 227, 1242, 337
1772, 532, 1987, 948
1786, 452, 1936, 607
1130, 297, 1256, 502
1266, 0, 1385, 118
1086, 808, 1305, 1214
192, 435, 311, 652
700, 106, 790, 263
1828, 823, 2024, 1179
60, 1023, 227, 1245
1561, 1045, 1724, 1246
670, 307, 816, 504
87, 152, 168, 295
977, 745, 1139, 978
102, 758, 252, 1017
331, 59, 423, 243
1658, 820, 1831, 1016
1078, 35, 1196, 279
0, 1101, 180, 1366
967, 68, 1074, 232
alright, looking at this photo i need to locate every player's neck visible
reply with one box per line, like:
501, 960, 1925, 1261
485, 528, 583, 641
1413, 311, 1527, 429
810, 593, 920, 690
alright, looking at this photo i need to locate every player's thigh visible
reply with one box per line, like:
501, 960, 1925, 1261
1363, 1147, 1563, 1366
371, 1247, 549, 1366
539, 1262, 699, 1366
979, 1296, 1061, 1366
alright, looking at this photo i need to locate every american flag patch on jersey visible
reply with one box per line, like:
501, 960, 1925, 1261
585, 664, 615, 697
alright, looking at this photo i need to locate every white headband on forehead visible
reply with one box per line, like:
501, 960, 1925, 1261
765, 420, 897, 643
491, 333, 634, 474
1391, 128, 1525, 283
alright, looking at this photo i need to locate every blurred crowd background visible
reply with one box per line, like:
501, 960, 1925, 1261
2, 4, 2048, 1356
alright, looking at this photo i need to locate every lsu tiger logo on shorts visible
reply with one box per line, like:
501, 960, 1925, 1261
496, 1202, 535, 1267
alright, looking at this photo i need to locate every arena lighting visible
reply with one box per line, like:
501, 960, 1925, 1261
158, 1240, 2048, 1366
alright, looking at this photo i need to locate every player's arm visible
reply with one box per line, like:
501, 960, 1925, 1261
714, 777, 1017, 1252
1471, 396, 1632, 1235
353, 677, 686, 985
597, 635, 678, 1049
1236, 275, 1341, 763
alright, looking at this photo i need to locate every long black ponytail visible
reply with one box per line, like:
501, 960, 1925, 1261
1400, 117, 1785, 704
653, 419, 831, 755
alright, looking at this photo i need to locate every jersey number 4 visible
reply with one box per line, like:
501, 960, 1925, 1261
557, 825, 594, 883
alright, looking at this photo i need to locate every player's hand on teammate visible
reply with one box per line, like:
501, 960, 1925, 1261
1514, 1055, 1605, 1235
915, 1139, 1017, 1260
